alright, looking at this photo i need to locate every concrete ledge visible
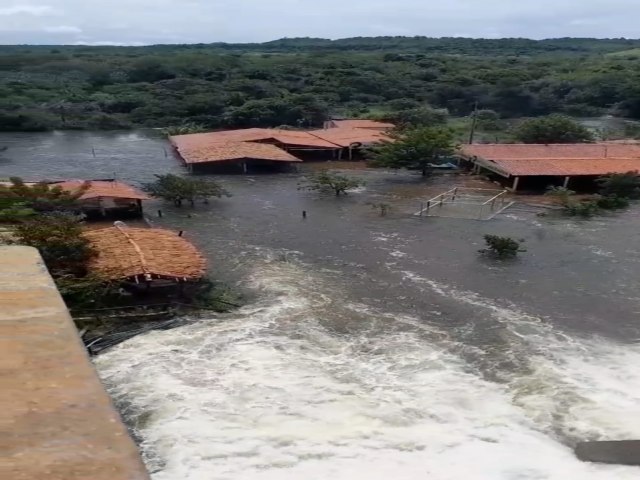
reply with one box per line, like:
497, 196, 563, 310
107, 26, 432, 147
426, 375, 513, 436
0, 246, 149, 480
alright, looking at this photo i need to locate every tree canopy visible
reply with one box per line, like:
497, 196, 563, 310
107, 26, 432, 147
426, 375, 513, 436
514, 114, 594, 144
143, 174, 230, 207
597, 171, 640, 199
0, 177, 88, 221
299, 172, 364, 196
1, 38, 640, 132
368, 126, 457, 176
10, 212, 96, 276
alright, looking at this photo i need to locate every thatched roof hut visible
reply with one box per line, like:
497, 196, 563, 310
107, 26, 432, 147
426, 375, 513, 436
84, 225, 206, 283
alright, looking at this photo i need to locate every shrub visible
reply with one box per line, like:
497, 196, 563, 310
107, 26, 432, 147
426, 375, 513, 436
564, 200, 600, 217
545, 186, 576, 207
299, 172, 364, 196
479, 235, 525, 258
597, 172, 640, 199
10, 212, 96, 276
595, 195, 630, 210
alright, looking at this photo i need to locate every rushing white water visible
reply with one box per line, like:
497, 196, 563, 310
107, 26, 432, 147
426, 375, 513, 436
96, 257, 640, 480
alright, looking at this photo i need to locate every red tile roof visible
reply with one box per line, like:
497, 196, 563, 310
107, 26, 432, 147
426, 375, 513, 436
52, 180, 149, 200
177, 142, 302, 165
484, 158, 640, 176
170, 128, 338, 151
169, 126, 394, 164
309, 128, 391, 148
460, 143, 640, 160
460, 144, 640, 177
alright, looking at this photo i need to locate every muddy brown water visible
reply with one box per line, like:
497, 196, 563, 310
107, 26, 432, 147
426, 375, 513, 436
2, 130, 640, 479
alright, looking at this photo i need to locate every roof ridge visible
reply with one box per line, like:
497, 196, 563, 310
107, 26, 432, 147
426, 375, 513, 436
114, 225, 150, 275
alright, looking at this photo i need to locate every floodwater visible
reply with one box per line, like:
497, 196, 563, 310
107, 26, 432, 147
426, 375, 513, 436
3, 131, 640, 479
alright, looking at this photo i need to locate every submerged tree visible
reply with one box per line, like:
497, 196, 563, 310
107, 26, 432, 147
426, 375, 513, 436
299, 171, 364, 196
368, 126, 457, 176
596, 171, 640, 199
479, 235, 525, 259
143, 174, 231, 207
514, 114, 594, 144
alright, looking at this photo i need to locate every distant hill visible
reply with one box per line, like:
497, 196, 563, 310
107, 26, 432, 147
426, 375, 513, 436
3, 36, 640, 57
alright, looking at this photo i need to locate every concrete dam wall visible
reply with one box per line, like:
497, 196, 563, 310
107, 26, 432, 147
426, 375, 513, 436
0, 246, 149, 480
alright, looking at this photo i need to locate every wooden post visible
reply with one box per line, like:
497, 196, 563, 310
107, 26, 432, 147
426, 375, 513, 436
563, 176, 571, 188
242, 162, 248, 174
338, 149, 343, 161
512, 176, 520, 192
348, 147, 353, 161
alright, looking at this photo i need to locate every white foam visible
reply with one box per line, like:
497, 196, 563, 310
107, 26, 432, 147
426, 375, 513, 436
95, 261, 640, 479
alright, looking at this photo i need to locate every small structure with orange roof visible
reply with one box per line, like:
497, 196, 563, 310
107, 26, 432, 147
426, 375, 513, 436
49, 179, 149, 219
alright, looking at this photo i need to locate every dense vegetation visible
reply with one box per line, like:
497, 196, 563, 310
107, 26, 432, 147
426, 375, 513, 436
514, 114, 594, 143
546, 172, 640, 217
2, 37, 640, 132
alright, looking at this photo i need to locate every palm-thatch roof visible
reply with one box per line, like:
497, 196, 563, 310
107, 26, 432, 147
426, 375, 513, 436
84, 225, 206, 282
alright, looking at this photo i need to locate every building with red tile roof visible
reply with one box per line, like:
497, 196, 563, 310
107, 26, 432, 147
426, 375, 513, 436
459, 144, 640, 191
49, 180, 149, 218
169, 121, 394, 170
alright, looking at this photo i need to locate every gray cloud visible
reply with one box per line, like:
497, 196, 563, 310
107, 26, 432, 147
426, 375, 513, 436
0, 5, 55, 16
0, 0, 638, 45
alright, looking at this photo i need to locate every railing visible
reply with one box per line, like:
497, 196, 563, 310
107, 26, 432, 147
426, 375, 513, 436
416, 187, 511, 219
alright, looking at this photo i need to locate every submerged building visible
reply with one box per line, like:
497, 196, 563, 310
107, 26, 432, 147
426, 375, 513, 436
459, 143, 640, 192
169, 120, 393, 173
50, 180, 149, 218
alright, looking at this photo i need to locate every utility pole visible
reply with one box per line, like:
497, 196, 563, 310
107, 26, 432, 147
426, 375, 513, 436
468, 101, 479, 145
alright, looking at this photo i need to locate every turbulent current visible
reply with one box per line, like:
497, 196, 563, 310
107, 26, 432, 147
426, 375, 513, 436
95, 252, 640, 480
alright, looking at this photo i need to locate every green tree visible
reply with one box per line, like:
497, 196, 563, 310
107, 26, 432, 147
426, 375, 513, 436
474, 109, 501, 130
368, 126, 457, 176
514, 114, 594, 143
372, 106, 448, 128
299, 171, 364, 196
597, 172, 640, 199
143, 174, 231, 207
0, 177, 88, 220
10, 212, 96, 276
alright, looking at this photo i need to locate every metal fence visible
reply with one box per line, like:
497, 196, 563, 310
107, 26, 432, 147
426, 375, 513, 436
415, 187, 514, 220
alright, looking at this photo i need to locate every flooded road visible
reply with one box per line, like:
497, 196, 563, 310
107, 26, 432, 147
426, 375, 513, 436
3, 131, 640, 479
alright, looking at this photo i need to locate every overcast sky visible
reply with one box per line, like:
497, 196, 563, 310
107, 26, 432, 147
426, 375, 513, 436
1, 0, 639, 45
